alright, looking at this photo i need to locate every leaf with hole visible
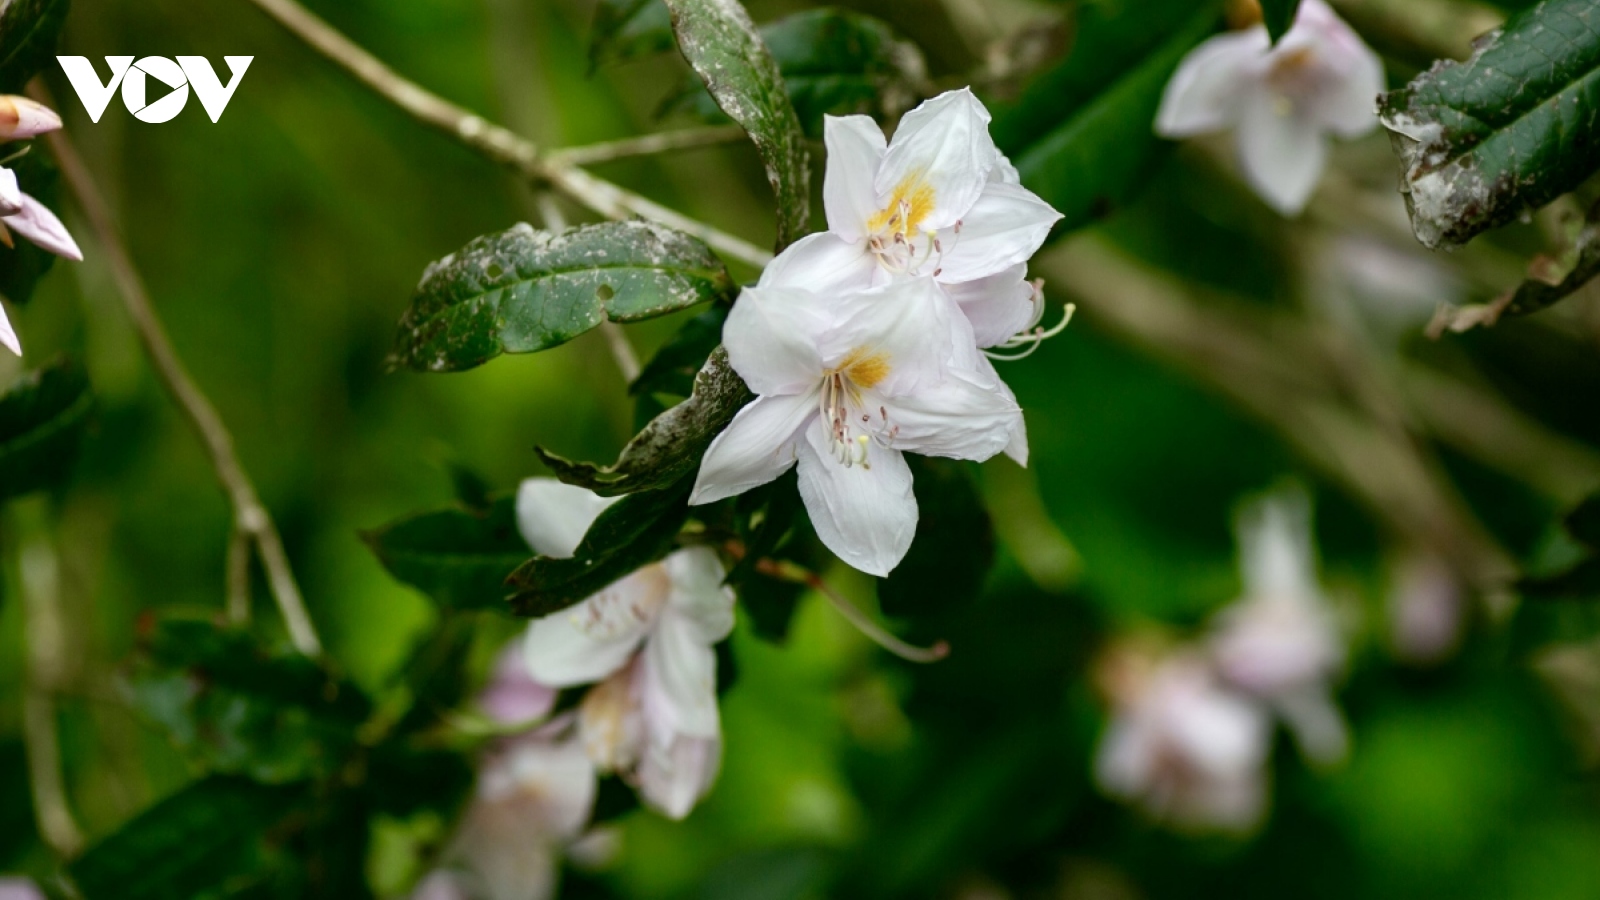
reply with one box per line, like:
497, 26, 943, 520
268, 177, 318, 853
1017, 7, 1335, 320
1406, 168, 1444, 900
391, 221, 735, 373
1380, 0, 1600, 248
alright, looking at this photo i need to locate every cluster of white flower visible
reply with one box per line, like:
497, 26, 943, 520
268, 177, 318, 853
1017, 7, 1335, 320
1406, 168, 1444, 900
690, 88, 1064, 577
1094, 486, 1349, 833
0, 94, 83, 358
1155, 0, 1383, 215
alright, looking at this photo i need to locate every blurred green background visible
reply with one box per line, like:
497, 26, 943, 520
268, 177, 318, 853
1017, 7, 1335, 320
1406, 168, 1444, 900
4, 0, 1600, 897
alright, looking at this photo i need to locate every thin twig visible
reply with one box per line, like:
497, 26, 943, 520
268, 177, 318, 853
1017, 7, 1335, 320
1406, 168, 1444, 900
43, 127, 324, 657
534, 193, 642, 382
243, 0, 773, 269
17, 522, 84, 858
549, 125, 749, 167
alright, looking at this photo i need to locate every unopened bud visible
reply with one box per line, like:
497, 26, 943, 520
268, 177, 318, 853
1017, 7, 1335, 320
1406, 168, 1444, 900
0, 96, 61, 140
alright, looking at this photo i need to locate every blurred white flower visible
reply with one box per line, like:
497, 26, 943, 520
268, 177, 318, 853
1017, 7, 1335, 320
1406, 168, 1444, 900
690, 276, 1022, 576
761, 88, 1061, 349
1312, 233, 1465, 341
1155, 0, 1384, 214
518, 477, 735, 819
0, 299, 17, 357
0, 878, 43, 900
477, 640, 558, 727
1386, 553, 1465, 666
1210, 486, 1349, 766
1095, 650, 1271, 833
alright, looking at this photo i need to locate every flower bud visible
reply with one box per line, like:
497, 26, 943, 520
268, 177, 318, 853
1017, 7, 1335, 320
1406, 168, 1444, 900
0, 96, 61, 140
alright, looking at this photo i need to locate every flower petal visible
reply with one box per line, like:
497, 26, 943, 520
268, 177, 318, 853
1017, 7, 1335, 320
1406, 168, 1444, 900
877, 88, 1000, 231
978, 355, 1030, 466
637, 733, 720, 821
0, 299, 18, 357
1155, 29, 1268, 137
886, 366, 1021, 463
640, 608, 721, 739
822, 114, 888, 240
521, 565, 668, 686
936, 182, 1062, 284
4, 194, 81, 261
690, 390, 815, 505
478, 642, 558, 726
1235, 90, 1328, 215
0, 96, 61, 140
661, 546, 736, 643
757, 231, 877, 293
1235, 487, 1319, 600
515, 477, 619, 559
1305, 19, 1384, 138
722, 285, 831, 395
0, 168, 22, 217
796, 424, 917, 577
943, 263, 1036, 348
822, 276, 961, 397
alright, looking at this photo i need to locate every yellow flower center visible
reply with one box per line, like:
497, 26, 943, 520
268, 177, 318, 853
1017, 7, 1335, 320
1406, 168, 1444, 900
866, 171, 937, 237
819, 348, 898, 470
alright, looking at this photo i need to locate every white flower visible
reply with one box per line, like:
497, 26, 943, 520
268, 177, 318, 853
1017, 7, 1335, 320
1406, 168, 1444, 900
762, 88, 1061, 348
1095, 651, 1271, 833
0, 879, 43, 900
1209, 486, 1349, 765
0, 297, 17, 357
1386, 553, 1464, 666
477, 640, 557, 727
0, 95, 61, 140
1154, 0, 1383, 214
689, 276, 1022, 576
517, 477, 735, 820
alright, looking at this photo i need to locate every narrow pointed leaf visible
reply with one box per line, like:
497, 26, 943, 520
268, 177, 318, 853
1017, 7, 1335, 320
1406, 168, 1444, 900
361, 495, 530, 611
662, 0, 811, 251
392, 221, 735, 372
1380, 0, 1600, 248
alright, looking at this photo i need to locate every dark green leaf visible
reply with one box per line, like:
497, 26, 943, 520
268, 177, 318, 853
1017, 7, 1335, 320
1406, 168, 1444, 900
362, 741, 473, 818
537, 346, 752, 496
630, 304, 727, 398
391, 221, 735, 373
1519, 554, 1600, 601
65, 776, 307, 900
362, 494, 529, 610
1008, 9, 1219, 234
590, 0, 675, 69
669, 8, 926, 138
877, 458, 993, 618
0, 359, 92, 502
127, 618, 370, 783
662, 0, 811, 251
1261, 0, 1302, 45
1568, 492, 1600, 548
0, 146, 63, 305
1380, 0, 1600, 248
0, 0, 69, 93
507, 479, 692, 617
727, 471, 809, 642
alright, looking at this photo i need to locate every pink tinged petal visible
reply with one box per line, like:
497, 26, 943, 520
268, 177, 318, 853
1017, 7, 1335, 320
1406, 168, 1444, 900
935, 182, 1062, 284
722, 285, 831, 395
637, 733, 720, 820
822, 276, 959, 397
478, 642, 558, 725
886, 367, 1021, 463
877, 87, 1001, 231
0, 880, 43, 900
515, 477, 620, 559
579, 664, 645, 771
943, 264, 1035, 348
1155, 29, 1269, 137
689, 390, 816, 505
795, 424, 917, 577
0, 300, 19, 357
1236, 488, 1319, 600
410, 871, 470, 900
4, 195, 82, 261
492, 734, 598, 839
1307, 27, 1384, 138
822, 114, 888, 240
660, 546, 736, 643
1235, 90, 1328, 215
641, 610, 722, 739
0, 95, 61, 139
0, 168, 22, 216
756, 231, 877, 293
521, 565, 669, 686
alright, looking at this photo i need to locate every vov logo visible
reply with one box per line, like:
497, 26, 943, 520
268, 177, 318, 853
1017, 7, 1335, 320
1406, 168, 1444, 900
56, 56, 253, 124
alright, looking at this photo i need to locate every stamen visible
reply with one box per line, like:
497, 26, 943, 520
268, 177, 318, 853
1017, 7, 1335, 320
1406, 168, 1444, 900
986, 283, 1077, 362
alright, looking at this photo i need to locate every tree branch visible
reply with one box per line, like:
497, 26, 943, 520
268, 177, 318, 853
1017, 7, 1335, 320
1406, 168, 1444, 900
44, 128, 324, 658
16, 516, 83, 858
549, 125, 749, 168
243, 0, 774, 269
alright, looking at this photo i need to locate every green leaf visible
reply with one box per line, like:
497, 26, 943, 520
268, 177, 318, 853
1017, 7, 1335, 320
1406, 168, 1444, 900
1261, 0, 1302, 45
661, 0, 811, 251
1379, 0, 1600, 249
630, 304, 728, 398
65, 776, 307, 900
507, 478, 692, 617
726, 471, 809, 642
362, 494, 529, 611
877, 458, 994, 618
0, 359, 93, 502
1006, 8, 1220, 234
1519, 555, 1600, 601
668, 8, 926, 138
126, 618, 371, 783
0, 146, 64, 306
0, 0, 69, 93
1568, 492, 1600, 548
537, 345, 752, 496
391, 221, 735, 373
590, 0, 675, 69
